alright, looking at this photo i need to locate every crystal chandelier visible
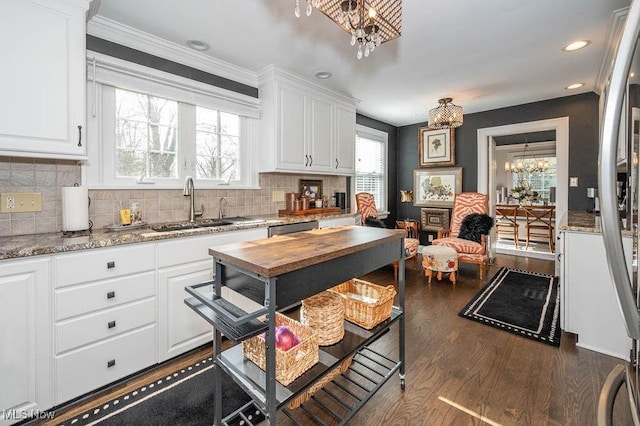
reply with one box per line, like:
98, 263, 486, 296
294, 0, 402, 59
427, 98, 464, 129
504, 142, 550, 174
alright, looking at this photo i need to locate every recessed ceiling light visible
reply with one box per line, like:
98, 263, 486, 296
314, 71, 332, 79
562, 40, 591, 52
186, 39, 210, 51
565, 83, 585, 90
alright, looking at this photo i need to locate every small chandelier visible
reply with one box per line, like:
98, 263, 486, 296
504, 142, 550, 174
294, 0, 402, 60
428, 98, 464, 129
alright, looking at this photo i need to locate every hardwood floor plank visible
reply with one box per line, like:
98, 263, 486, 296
32, 253, 633, 426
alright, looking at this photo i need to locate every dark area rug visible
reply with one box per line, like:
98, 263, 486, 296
459, 267, 560, 346
56, 356, 264, 426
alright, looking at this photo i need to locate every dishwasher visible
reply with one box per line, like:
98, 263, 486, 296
267, 220, 319, 237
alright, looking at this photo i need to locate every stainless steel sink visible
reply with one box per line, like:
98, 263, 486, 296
150, 219, 232, 232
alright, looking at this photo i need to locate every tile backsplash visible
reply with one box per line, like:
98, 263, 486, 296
0, 156, 347, 237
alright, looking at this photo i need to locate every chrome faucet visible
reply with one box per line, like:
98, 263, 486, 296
183, 176, 196, 222
219, 197, 227, 219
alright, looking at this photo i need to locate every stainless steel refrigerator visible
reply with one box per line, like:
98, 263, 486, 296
599, 1, 640, 424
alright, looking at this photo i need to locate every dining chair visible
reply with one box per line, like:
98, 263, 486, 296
522, 205, 555, 251
495, 205, 520, 248
355, 192, 420, 280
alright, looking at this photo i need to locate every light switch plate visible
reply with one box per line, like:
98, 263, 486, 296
1, 192, 42, 213
272, 190, 284, 202
569, 177, 579, 187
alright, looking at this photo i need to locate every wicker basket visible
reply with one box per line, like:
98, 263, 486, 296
242, 313, 318, 386
287, 354, 354, 409
330, 278, 396, 329
300, 291, 345, 346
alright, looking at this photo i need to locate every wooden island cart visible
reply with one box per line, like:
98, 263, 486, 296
184, 225, 407, 425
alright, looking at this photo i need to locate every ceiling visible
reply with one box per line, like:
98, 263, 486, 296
91, 0, 631, 127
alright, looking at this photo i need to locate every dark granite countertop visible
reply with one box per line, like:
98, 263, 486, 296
0, 212, 358, 261
561, 211, 633, 235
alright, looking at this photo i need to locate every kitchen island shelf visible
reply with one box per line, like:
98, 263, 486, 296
216, 307, 403, 411
221, 346, 400, 426
186, 226, 406, 425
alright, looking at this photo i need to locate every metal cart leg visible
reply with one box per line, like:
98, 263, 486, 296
398, 242, 406, 390
214, 261, 223, 426
265, 277, 278, 425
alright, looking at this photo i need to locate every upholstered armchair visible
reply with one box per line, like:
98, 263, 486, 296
355, 192, 420, 280
432, 192, 490, 279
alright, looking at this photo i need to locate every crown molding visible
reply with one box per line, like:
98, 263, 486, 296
596, 7, 629, 95
87, 16, 258, 88
257, 64, 359, 105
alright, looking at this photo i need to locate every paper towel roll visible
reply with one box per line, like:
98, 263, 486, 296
62, 186, 89, 232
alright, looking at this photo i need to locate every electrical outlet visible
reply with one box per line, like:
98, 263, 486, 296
272, 190, 285, 202
1, 192, 42, 213
569, 177, 579, 187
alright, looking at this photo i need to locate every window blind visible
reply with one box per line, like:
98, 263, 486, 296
355, 132, 386, 211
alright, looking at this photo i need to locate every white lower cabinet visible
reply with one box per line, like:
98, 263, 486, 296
319, 216, 356, 228
158, 261, 213, 362
0, 257, 51, 426
55, 325, 156, 404
156, 228, 266, 362
560, 230, 633, 360
52, 244, 157, 405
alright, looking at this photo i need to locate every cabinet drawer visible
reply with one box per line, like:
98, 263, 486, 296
55, 325, 156, 405
55, 298, 156, 354
55, 244, 155, 288
157, 228, 266, 268
55, 271, 155, 320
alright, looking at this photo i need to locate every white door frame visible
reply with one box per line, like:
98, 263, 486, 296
477, 117, 569, 261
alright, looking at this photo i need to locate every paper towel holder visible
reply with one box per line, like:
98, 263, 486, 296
61, 183, 93, 237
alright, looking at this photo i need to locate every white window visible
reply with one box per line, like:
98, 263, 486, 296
115, 89, 179, 179
196, 107, 240, 181
355, 125, 388, 212
86, 51, 260, 189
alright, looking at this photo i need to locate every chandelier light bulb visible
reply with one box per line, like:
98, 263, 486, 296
306, 1, 312, 16
294, 0, 300, 18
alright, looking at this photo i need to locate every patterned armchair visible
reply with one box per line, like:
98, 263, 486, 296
355, 192, 420, 280
432, 192, 489, 279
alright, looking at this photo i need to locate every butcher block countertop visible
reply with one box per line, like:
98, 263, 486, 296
209, 225, 406, 277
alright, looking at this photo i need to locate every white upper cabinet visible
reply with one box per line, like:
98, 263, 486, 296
334, 102, 356, 174
0, 0, 88, 159
259, 66, 356, 175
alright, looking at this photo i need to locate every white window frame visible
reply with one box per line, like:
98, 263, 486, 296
355, 124, 389, 215
85, 51, 260, 189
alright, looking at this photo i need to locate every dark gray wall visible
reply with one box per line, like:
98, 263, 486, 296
396, 92, 600, 221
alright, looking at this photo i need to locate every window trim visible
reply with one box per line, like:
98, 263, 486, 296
355, 124, 389, 214
85, 52, 260, 189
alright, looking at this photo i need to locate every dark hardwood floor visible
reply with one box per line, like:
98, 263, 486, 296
36, 254, 632, 426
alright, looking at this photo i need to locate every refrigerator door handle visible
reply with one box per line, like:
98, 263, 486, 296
599, 0, 640, 341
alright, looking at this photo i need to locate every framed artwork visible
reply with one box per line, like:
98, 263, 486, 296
419, 127, 455, 167
299, 179, 323, 200
420, 208, 450, 232
413, 167, 462, 207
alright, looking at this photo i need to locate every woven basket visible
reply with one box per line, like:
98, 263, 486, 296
300, 291, 345, 346
330, 278, 396, 329
287, 354, 354, 409
242, 313, 318, 386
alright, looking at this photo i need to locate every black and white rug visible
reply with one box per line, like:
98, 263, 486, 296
56, 356, 263, 426
459, 267, 561, 347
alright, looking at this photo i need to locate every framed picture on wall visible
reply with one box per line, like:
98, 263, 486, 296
418, 127, 455, 167
420, 208, 450, 232
413, 167, 462, 208
299, 179, 323, 200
